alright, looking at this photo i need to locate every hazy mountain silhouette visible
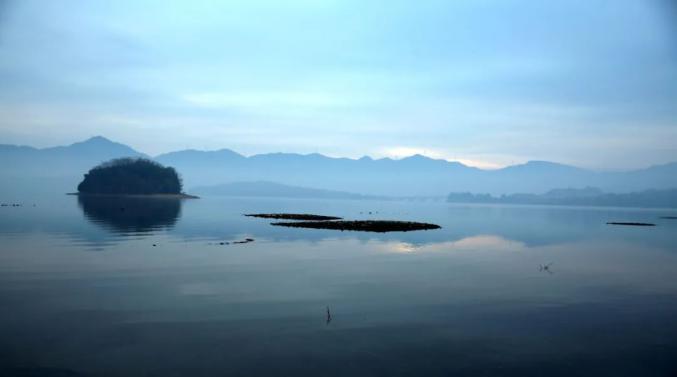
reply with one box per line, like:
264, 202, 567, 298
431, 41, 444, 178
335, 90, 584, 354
0, 136, 145, 197
158, 150, 677, 196
448, 187, 677, 208
0, 136, 144, 177
157, 150, 481, 196
2, 136, 677, 198
192, 181, 386, 200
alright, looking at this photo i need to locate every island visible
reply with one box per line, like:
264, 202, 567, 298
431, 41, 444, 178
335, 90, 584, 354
75, 158, 197, 198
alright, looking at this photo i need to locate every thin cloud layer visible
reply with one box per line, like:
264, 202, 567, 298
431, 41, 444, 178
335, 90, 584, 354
0, 0, 675, 169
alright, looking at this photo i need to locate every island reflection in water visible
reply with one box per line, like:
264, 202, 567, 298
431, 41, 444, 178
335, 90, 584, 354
77, 195, 183, 233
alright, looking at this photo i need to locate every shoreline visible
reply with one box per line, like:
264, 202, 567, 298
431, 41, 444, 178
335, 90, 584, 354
66, 193, 199, 199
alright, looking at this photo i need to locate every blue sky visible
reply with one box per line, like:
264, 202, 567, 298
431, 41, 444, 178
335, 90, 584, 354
0, 0, 675, 169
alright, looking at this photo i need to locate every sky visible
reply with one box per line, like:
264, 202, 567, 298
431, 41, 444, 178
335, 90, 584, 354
0, 0, 676, 169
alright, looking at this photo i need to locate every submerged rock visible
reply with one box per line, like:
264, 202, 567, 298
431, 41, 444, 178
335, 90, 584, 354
233, 238, 255, 244
245, 213, 342, 221
606, 222, 656, 226
271, 220, 441, 233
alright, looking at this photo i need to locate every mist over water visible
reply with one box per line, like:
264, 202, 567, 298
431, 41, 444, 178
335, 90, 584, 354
1, 195, 677, 376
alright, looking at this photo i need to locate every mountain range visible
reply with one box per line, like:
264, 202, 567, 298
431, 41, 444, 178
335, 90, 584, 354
448, 187, 677, 208
191, 181, 388, 200
1, 136, 677, 198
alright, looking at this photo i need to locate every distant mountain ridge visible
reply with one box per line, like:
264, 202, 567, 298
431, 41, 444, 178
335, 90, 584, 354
0, 136, 145, 177
447, 187, 677, 209
0, 137, 146, 197
156, 148, 677, 196
191, 181, 386, 200
2, 136, 677, 197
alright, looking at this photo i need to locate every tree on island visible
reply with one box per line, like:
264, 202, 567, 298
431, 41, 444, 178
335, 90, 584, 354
77, 158, 183, 195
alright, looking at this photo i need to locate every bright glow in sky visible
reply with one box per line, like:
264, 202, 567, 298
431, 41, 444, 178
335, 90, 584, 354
0, 0, 676, 169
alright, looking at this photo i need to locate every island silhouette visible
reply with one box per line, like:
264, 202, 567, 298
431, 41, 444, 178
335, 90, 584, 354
76, 158, 196, 198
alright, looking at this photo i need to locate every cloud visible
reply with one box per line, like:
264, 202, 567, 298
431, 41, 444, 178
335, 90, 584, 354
0, 0, 675, 168
182, 90, 361, 110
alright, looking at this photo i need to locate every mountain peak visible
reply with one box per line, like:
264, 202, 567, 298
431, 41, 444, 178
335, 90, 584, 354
504, 160, 581, 172
77, 136, 115, 145
88, 135, 111, 142
525, 160, 562, 166
58, 136, 144, 157
67, 136, 134, 150
401, 154, 432, 161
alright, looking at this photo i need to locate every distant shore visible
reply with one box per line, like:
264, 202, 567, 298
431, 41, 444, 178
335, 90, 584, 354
67, 192, 199, 199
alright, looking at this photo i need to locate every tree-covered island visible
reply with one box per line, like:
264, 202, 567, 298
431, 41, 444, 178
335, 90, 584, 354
76, 158, 196, 197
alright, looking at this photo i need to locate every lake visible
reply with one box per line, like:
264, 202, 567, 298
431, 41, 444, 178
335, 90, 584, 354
1, 195, 677, 376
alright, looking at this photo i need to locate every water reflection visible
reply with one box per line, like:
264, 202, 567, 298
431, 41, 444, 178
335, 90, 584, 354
3, 197, 677, 376
77, 195, 182, 233
383, 235, 526, 254
1, 195, 674, 251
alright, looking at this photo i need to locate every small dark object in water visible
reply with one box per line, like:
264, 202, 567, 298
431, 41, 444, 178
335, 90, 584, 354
539, 262, 553, 274
233, 238, 254, 244
607, 222, 656, 226
660, 216, 677, 220
245, 213, 342, 221
152, 244, 157, 247
326, 306, 332, 325
271, 220, 441, 233
215, 239, 252, 245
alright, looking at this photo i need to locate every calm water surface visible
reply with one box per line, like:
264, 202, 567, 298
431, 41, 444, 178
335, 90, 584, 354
1, 195, 677, 376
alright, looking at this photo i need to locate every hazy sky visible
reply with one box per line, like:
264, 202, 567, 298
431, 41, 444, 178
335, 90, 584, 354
0, 0, 676, 169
